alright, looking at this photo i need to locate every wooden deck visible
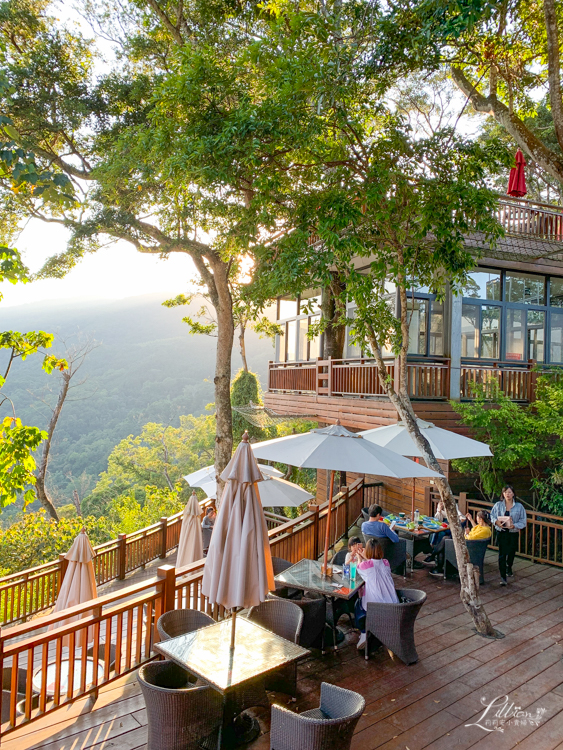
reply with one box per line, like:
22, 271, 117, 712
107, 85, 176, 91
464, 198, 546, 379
7, 551, 563, 750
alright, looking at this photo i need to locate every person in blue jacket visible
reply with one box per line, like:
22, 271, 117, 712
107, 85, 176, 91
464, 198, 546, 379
490, 484, 527, 586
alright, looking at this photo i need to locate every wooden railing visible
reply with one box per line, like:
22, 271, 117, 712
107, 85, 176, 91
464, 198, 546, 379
497, 196, 563, 241
269, 357, 450, 400
0, 479, 365, 740
460, 360, 563, 401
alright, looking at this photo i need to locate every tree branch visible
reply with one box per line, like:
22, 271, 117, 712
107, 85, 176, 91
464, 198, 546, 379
543, 0, 563, 151
451, 66, 563, 184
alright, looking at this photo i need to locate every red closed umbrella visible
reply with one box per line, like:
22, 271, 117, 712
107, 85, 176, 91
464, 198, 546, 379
507, 149, 527, 197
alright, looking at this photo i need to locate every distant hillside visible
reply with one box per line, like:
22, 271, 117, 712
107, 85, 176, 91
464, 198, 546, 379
0, 294, 274, 515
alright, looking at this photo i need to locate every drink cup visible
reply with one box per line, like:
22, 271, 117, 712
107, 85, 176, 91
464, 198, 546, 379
343, 563, 350, 578
350, 561, 357, 581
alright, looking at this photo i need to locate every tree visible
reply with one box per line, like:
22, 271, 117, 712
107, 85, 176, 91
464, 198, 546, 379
230, 369, 266, 443
33, 337, 98, 520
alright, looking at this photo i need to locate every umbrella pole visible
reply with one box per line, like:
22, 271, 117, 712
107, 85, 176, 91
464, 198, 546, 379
230, 608, 237, 651
411, 479, 415, 520
322, 470, 336, 574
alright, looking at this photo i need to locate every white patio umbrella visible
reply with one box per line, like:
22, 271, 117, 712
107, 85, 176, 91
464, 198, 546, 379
197, 475, 312, 508
184, 462, 282, 490
176, 491, 204, 567
50, 529, 97, 647
359, 419, 493, 517
202, 432, 275, 650
252, 422, 441, 572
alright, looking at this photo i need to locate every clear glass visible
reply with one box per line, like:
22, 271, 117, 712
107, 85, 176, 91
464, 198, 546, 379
278, 297, 298, 320
505, 272, 545, 305
481, 306, 500, 358
463, 268, 502, 300
550, 278, 563, 308
298, 318, 309, 360
527, 310, 545, 362
308, 315, 321, 359
429, 299, 444, 356
506, 308, 525, 361
550, 310, 563, 362
300, 291, 321, 314
407, 298, 427, 355
277, 327, 286, 362
286, 320, 297, 362
461, 304, 479, 358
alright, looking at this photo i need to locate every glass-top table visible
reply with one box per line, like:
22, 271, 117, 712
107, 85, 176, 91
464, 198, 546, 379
155, 616, 309, 694
274, 558, 365, 651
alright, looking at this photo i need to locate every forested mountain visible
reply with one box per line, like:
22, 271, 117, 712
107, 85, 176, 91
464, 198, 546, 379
0, 294, 274, 519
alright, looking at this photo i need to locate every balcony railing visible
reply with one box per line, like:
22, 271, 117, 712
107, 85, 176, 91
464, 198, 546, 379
497, 196, 563, 241
268, 357, 563, 402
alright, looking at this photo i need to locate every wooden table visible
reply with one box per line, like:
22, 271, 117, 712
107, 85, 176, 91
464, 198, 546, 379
394, 525, 446, 572
273, 558, 365, 651
155, 617, 309, 748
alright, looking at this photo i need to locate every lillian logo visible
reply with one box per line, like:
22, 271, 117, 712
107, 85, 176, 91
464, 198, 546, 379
465, 695, 547, 733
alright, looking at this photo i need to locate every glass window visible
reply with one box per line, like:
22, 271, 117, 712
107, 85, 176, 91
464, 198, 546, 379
481, 306, 500, 358
309, 315, 321, 359
461, 304, 479, 358
407, 299, 427, 355
550, 311, 563, 363
429, 299, 444, 356
346, 312, 362, 358
278, 297, 298, 320
300, 291, 321, 314
278, 326, 286, 362
506, 308, 525, 361
505, 272, 545, 305
527, 310, 545, 362
463, 269, 501, 300
286, 320, 297, 362
550, 278, 563, 308
298, 318, 308, 361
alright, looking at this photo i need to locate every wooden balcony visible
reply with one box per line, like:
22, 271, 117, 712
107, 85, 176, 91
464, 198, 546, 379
498, 196, 563, 241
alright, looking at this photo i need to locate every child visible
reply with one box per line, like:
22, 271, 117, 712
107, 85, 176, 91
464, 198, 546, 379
355, 538, 399, 650
345, 537, 365, 565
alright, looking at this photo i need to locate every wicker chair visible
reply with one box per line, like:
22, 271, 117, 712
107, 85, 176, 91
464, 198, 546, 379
363, 535, 408, 578
270, 682, 365, 750
3, 666, 27, 722
248, 599, 304, 696
157, 609, 215, 641
272, 556, 300, 599
138, 660, 223, 750
444, 538, 489, 585
332, 549, 348, 566
274, 594, 326, 650
87, 642, 117, 670
365, 588, 426, 665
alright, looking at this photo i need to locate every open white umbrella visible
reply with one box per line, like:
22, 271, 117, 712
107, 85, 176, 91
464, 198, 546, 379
196, 475, 312, 507
202, 432, 275, 649
50, 529, 97, 647
176, 491, 204, 567
252, 422, 441, 572
359, 419, 492, 517
185, 462, 282, 489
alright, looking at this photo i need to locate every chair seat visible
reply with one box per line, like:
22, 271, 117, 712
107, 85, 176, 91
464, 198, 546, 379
301, 707, 330, 720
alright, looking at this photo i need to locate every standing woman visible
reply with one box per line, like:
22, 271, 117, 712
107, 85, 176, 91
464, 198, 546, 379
490, 485, 527, 586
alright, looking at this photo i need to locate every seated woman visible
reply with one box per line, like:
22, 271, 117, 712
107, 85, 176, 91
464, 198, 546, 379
345, 537, 364, 565
354, 538, 399, 650
423, 510, 492, 576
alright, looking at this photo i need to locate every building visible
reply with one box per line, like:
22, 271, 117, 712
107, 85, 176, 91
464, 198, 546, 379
264, 195, 563, 509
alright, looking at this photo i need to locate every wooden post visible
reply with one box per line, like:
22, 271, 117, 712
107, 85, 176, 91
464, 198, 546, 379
159, 517, 168, 559
157, 564, 176, 615
458, 492, 468, 515
423, 486, 432, 517
327, 357, 333, 397
309, 503, 320, 560
342, 486, 350, 531
57, 554, 69, 594
117, 534, 127, 580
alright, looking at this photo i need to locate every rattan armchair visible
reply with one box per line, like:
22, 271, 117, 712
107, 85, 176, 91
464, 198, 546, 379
365, 588, 426, 665
270, 682, 365, 750
138, 660, 223, 750
157, 609, 215, 641
272, 556, 301, 599
248, 598, 304, 696
444, 538, 489, 585
363, 535, 408, 578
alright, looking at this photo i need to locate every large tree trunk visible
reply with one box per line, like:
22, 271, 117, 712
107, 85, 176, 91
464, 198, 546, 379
239, 321, 249, 372
366, 326, 497, 637
36, 373, 71, 521
321, 274, 346, 359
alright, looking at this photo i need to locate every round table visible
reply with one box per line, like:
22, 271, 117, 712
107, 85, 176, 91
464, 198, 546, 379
32, 658, 105, 696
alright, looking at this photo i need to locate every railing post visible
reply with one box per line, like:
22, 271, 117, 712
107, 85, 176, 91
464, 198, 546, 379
117, 534, 127, 580
157, 564, 176, 614
159, 517, 168, 559
57, 554, 69, 594
268, 360, 273, 391
327, 356, 333, 397
342, 486, 350, 531
309, 503, 320, 560
458, 492, 468, 515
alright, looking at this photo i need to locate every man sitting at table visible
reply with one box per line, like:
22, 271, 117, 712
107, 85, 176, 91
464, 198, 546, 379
361, 504, 400, 542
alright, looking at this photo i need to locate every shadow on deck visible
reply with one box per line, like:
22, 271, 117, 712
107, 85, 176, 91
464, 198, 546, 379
6, 552, 563, 750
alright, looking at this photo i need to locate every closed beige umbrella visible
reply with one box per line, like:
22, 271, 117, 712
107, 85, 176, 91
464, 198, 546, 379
50, 529, 97, 647
176, 491, 204, 567
202, 432, 275, 648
